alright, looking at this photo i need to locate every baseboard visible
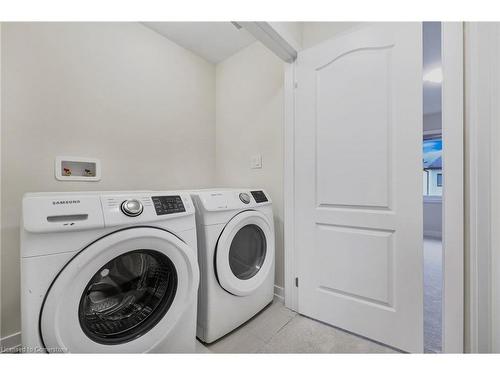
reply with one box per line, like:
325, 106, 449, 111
424, 230, 442, 239
274, 285, 285, 302
1, 331, 21, 353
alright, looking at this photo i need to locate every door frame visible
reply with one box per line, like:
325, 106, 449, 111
283, 22, 464, 353
465, 22, 500, 353
441, 22, 464, 353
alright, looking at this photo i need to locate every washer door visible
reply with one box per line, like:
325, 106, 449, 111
215, 211, 274, 296
40, 227, 199, 353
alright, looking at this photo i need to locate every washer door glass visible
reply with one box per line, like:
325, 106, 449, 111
78, 249, 177, 345
228, 224, 267, 280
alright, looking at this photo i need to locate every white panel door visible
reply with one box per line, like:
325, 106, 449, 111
295, 23, 423, 352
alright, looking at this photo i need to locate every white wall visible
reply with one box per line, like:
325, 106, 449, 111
1, 22, 216, 339
215, 42, 285, 287
301, 22, 362, 50
267, 22, 362, 52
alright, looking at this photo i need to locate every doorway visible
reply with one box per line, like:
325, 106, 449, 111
422, 21, 443, 353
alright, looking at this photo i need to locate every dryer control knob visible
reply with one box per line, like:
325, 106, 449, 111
239, 193, 251, 204
121, 199, 143, 217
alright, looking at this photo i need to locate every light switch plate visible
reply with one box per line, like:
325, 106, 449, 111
251, 154, 262, 169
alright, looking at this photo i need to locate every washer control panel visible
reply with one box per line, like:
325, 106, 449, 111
152, 195, 186, 215
100, 192, 194, 227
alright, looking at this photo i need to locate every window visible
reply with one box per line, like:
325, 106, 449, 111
437, 173, 443, 187
423, 136, 442, 196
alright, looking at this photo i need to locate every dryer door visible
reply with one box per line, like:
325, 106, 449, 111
40, 227, 199, 353
215, 211, 274, 296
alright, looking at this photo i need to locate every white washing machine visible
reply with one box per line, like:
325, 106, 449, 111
21, 191, 199, 353
190, 189, 275, 343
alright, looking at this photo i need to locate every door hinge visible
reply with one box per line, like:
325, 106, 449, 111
295, 277, 299, 287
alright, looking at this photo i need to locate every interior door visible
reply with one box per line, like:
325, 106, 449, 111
295, 23, 423, 352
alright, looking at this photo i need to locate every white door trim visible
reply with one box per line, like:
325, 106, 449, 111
284, 22, 465, 352
284, 61, 298, 311
490, 22, 500, 354
465, 22, 500, 354
0, 23, 3, 344
441, 22, 464, 353
464, 22, 493, 354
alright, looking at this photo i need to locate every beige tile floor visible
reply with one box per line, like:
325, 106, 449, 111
195, 298, 399, 354
196, 238, 442, 354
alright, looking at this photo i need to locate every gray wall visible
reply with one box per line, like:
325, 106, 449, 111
1, 22, 216, 338
424, 200, 442, 239
424, 112, 442, 132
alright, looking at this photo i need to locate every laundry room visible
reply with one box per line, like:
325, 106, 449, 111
1, 21, 287, 353
2, 7, 500, 367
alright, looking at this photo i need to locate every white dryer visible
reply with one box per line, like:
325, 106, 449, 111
21, 191, 199, 353
190, 189, 275, 343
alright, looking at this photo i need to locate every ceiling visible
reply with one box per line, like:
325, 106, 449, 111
143, 22, 442, 115
142, 22, 256, 63
423, 22, 442, 116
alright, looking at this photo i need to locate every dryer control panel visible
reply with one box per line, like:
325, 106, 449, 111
193, 189, 271, 212
250, 190, 268, 203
